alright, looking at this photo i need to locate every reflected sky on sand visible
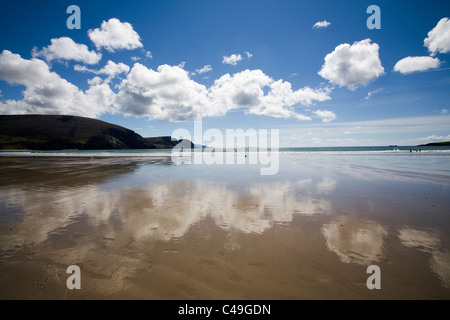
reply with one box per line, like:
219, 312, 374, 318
398, 227, 450, 289
0, 170, 335, 251
0, 153, 450, 298
322, 216, 388, 265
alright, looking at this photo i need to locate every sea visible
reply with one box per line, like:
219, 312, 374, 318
1, 145, 450, 157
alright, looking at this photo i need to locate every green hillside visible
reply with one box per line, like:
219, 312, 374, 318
418, 141, 450, 146
0, 115, 192, 150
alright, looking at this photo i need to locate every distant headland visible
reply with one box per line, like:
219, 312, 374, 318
0, 114, 193, 150
417, 141, 450, 147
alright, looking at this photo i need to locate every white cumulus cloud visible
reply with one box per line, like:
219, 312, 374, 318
97, 60, 130, 77
32, 37, 101, 65
115, 63, 211, 121
88, 18, 143, 52
0, 42, 332, 123
74, 60, 130, 82
313, 20, 331, 29
116, 67, 330, 121
209, 69, 330, 120
0, 50, 52, 87
0, 50, 115, 117
313, 109, 336, 123
222, 54, 243, 65
394, 56, 440, 74
195, 65, 212, 74
209, 69, 271, 111
87, 76, 102, 86
318, 39, 384, 90
424, 17, 450, 56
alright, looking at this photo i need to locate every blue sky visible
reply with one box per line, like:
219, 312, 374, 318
0, 0, 449, 146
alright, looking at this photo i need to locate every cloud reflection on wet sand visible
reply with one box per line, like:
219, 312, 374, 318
0, 177, 335, 252
322, 215, 388, 265
398, 227, 450, 288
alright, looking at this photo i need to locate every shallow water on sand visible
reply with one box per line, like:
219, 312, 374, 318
0, 153, 449, 299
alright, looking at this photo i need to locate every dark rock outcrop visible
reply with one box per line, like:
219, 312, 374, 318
0, 115, 152, 150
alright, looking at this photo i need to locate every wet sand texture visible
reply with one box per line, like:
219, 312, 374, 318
0, 154, 450, 299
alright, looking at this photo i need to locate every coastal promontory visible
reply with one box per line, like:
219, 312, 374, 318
0, 115, 192, 150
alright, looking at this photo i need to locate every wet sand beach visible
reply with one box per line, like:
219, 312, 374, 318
0, 153, 450, 299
